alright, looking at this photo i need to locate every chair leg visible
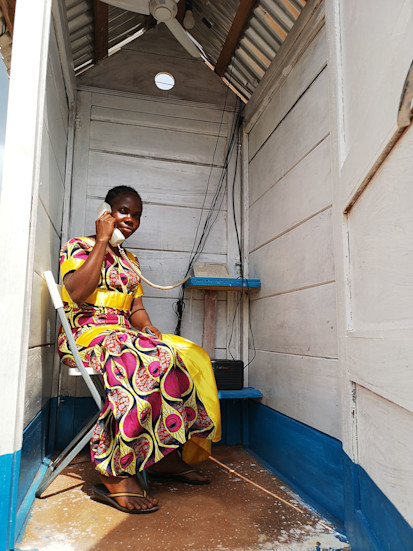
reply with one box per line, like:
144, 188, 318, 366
36, 412, 99, 498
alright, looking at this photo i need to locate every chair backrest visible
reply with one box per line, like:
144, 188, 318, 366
43, 270, 103, 407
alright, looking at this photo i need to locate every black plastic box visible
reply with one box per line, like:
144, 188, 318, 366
211, 360, 244, 390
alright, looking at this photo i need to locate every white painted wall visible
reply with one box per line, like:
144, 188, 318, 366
24, 23, 71, 428
326, 0, 413, 529
244, 3, 339, 440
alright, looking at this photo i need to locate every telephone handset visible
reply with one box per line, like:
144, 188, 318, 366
96, 202, 125, 247
96, 201, 190, 290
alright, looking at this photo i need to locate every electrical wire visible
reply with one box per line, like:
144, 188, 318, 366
173, 97, 243, 335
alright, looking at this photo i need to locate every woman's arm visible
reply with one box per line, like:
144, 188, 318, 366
63, 213, 115, 305
129, 296, 162, 339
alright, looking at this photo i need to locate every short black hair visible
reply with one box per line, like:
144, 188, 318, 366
105, 186, 142, 208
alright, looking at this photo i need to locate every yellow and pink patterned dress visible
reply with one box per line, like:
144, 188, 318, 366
58, 237, 220, 478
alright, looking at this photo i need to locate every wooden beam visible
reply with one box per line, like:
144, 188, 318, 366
0, 0, 16, 38
215, 0, 257, 77
176, 0, 185, 25
93, 0, 108, 63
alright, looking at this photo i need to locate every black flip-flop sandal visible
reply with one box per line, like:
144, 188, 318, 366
92, 483, 159, 514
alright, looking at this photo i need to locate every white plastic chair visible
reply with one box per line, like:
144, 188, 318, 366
36, 271, 105, 497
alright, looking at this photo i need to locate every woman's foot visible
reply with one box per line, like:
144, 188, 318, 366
99, 475, 159, 512
148, 449, 209, 484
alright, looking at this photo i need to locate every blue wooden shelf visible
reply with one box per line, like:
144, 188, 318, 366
218, 387, 263, 400
184, 277, 261, 291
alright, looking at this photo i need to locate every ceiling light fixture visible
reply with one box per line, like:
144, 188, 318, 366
154, 72, 175, 90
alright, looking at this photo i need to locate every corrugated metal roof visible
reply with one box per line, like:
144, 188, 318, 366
65, 0, 306, 101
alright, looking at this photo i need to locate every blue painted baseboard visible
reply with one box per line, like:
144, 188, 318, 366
0, 451, 20, 551
247, 401, 413, 551
343, 454, 413, 551
247, 400, 345, 525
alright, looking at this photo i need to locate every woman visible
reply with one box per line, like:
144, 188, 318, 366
58, 185, 220, 514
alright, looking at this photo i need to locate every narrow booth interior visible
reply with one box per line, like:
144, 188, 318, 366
1, 1, 412, 550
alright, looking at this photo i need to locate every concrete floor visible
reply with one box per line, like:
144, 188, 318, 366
17, 446, 350, 551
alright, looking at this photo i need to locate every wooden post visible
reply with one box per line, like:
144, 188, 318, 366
202, 290, 217, 359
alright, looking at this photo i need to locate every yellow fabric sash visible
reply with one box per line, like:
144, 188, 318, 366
74, 328, 221, 464
62, 287, 136, 310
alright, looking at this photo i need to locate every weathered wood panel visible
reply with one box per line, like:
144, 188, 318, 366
24, 345, 55, 427
357, 385, 413, 526
39, 122, 65, 236
48, 24, 69, 130
33, 201, 61, 279
91, 105, 227, 137
249, 27, 327, 160
339, 0, 413, 205
250, 208, 334, 296
347, 336, 413, 413
251, 283, 337, 358
249, 137, 331, 250
249, 350, 340, 439
85, 198, 228, 255
87, 151, 224, 209
44, 41, 68, 180
25, 20, 70, 428
89, 120, 227, 166
348, 125, 413, 332
29, 271, 56, 349
249, 68, 329, 206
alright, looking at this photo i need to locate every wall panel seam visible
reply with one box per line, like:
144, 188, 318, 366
249, 133, 330, 208
88, 148, 226, 168
248, 65, 328, 164
250, 205, 332, 253
250, 349, 338, 361
251, 280, 335, 301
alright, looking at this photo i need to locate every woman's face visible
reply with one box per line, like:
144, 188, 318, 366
109, 192, 142, 239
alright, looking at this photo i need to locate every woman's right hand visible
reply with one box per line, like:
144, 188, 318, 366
96, 211, 115, 243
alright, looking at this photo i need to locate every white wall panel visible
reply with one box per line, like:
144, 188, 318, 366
24, 345, 55, 427
251, 283, 337, 358
90, 90, 231, 123
85, 198, 227, 255
357, 385, 413, 526
25, 20, 70, 427
39, 122, 65, 234
249, 68, 329, 206
247, 21, 336, 437
249, 137, 331, 250
91, 105, 227, 138
29, 270, 56, 349
87, 151, 224, 209
348, 129, 413, 332
33, 201, 61, 280
250, 208, 334, 296
249, 350, 340, 438
89, 120, 227, 166
249, 27, 327, 160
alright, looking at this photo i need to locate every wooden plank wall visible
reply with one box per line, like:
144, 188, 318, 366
68, 89, 239, 396
24, 24, 69, 427
246, 23, 340, 439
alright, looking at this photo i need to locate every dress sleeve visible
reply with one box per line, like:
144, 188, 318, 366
60, 237, 94, 280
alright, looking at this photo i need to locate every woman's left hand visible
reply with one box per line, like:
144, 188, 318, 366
143, 325, 162, 340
